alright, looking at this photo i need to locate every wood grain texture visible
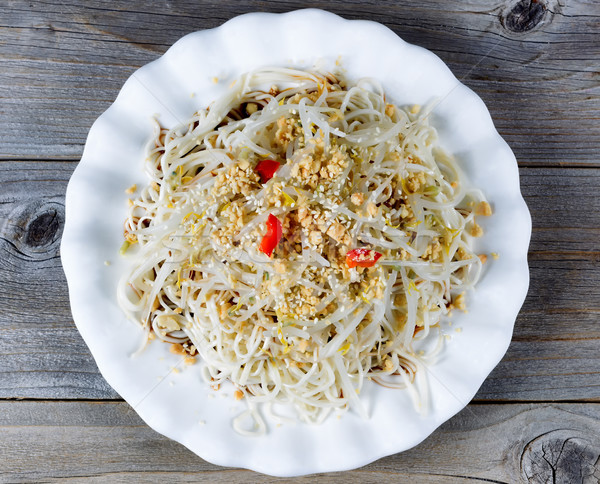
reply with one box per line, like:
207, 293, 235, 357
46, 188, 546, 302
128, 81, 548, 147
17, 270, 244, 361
0, 161, 599, 400
1, 0, 600, 480
1, 0, 599, 164
1, 400, 599, 482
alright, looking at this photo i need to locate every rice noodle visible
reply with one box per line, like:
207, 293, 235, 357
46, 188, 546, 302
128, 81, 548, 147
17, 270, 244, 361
117, 67, 490, 435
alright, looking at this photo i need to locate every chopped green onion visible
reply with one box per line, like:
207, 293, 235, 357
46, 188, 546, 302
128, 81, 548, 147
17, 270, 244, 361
119, 241, 131, 255
424, 186, 440, 196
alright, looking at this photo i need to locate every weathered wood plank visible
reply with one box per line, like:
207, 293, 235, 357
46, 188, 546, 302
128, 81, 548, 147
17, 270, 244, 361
0, 160, 599, 400
1, 0, 598, 164
1, 401, 599, 482
0, 160, 119, 399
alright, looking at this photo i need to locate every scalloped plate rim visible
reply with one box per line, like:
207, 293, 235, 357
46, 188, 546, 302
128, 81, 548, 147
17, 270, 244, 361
61, 9, 532, 477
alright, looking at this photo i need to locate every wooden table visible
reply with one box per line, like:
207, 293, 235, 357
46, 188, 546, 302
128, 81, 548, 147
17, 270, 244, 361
1, 1, 599, 482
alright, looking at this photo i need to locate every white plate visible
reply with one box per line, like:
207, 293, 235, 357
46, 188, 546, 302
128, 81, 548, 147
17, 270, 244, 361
61, 9, 531, 477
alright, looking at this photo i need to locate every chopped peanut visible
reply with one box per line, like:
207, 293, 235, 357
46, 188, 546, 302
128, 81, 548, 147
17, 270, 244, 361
351, 192, 365, 206
298, 339, 309, 352
470, 223, 484, 237
366, 202, 378, 217
246, 102, 258, 115
125, 184, 137, 194
475, 201, 492, 216
170, 343, 186, 356
453, 292, 466, 311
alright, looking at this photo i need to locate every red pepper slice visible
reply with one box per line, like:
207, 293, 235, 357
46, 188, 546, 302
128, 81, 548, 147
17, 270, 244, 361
260, 214, 282, 257
256, 159, 280, 183
346, 248, 382, 268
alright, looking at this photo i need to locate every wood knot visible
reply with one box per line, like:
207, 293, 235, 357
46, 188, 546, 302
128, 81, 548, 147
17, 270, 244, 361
26, 210, 61, 247
520, 429, 600, 483
502, 0, 547, 33
2, 200, 64, 259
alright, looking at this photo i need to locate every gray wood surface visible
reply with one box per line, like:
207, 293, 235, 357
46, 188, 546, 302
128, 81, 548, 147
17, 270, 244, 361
2, 0, 598, 165
1, 0, 599, 482
1, 401, 599, 483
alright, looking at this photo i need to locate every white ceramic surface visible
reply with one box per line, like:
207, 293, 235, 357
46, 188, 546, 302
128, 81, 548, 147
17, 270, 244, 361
61, 9, 531, 477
